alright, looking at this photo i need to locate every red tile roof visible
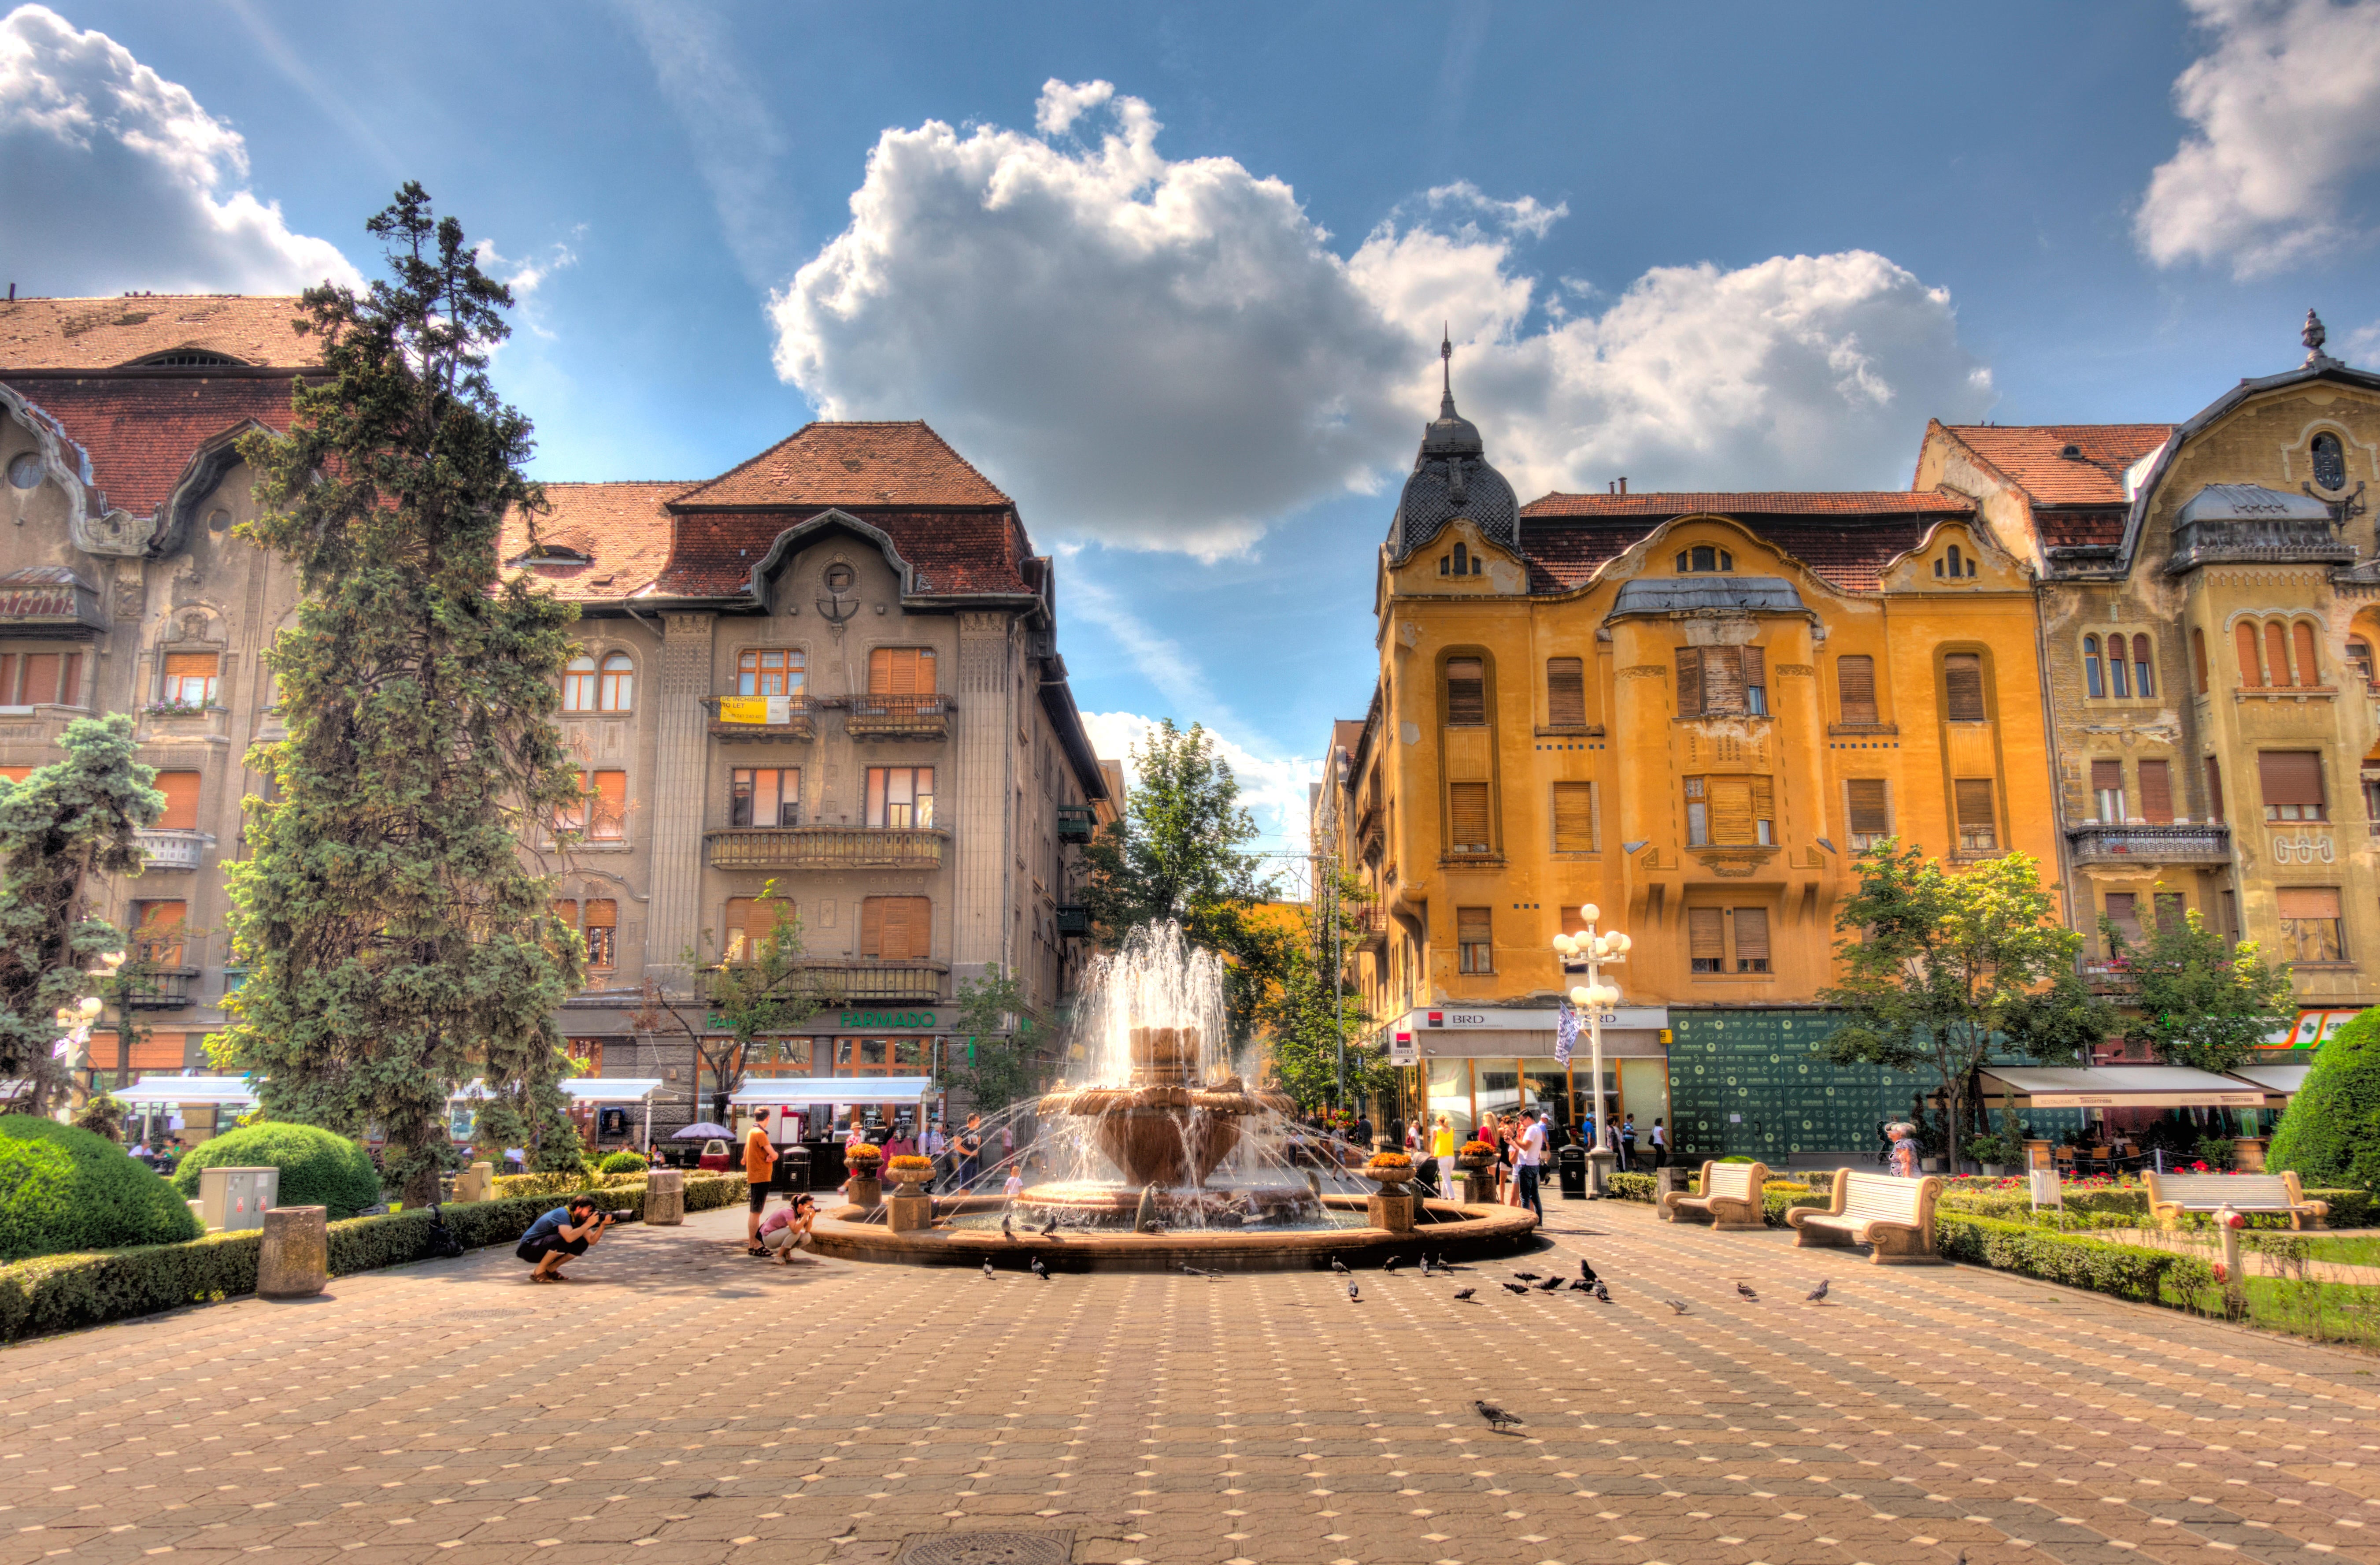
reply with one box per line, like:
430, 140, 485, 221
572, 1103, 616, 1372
651, 507, 1033, 599
1931, 423, 2173, 506
1522, 489, 1972, 518
669, 421, 1010, 509
1518, 491, 1973, 594
0, 295, 315, 370
500, 482, 685, 601
4, 375, 297, 515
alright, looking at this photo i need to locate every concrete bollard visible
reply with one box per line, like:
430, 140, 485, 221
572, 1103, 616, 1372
257, 1206, 328, 1299
1366, 1192, 1416, 1233
644, 1168, 685, 1225
886, 1193, 933, 1232
452, 1161, 496, 1203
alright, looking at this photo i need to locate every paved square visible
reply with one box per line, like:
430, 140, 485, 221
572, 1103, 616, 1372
5, 1198, 2377, 1565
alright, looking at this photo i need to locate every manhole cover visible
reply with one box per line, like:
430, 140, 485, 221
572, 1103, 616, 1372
896, 1532, 1073, 1565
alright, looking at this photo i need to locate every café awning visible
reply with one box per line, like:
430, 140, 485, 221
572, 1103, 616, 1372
729, 1076, 939, 1106
2224, 1064, 2312, 1100
109, 1075, 259, 1107
1977, 1065, 2265, 1109
563, 1077, 663, 1104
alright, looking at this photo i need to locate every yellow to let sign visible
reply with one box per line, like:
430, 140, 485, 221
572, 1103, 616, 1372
717, 696, 769, 724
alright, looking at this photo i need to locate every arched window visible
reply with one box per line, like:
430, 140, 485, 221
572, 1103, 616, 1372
2109, 638, 2130, 698
1453, 542, 1469, 575
563, 654, 597, 712
2348, 637, 2374, 689
2236, 621, 2264, 687
1947, 545, 1963, 577
598, 652, 634, 712
2294, 621, 2320, 688
2265, 622, 2292, 688
2083, 635, 2105, 699
2192, 627, 2210, 693
2313, 431, 2348, 492
2132, 634, 2154, 698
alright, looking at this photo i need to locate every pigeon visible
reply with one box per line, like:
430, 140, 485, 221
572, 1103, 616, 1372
1384, 1255, 1405, 1273
1001, 1213, 1014, 1241
1499, 1281, 1532, 1296
1346, 1280, 1361, 1303
1593, 1279, 1610, 1303
1030, 1256, 1048, 1281
1736, 1281, 1759, 1302
1535, 1275, 1565, 1293
1806, 1278, 1831, 1304
1578, 1257, 1598, 1284
1040, 1216, 1059, 1238
1452, 1287, 1477, 1302
1513, 1271, 1541, 1282
1665, 1298, 1691, 1315
1474, 1399, 1523, 1433
1330, 1256, 1350, 1275
1419, 1255, 1435, 1278
982, 1259, 996, 1281
1567, 1278, 1593, 1292
1180, 1263, 1217, 1279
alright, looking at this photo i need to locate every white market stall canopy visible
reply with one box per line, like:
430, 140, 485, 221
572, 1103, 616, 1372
2225, 1064, 2313, 1099
110, 1075, 259, 1107
563, 1078, 664, 1104
1977, 1065, 2265, 1110
729, 1076, 939, 1106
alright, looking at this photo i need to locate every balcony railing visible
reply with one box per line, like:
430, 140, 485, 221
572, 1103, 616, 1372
799, 961, 947, 1003
846, 693, 950, 739
2065, 821, 2233, 865
2169, 516, 2354, 572
133, 829, 214, 870
1056, 805, 1096, 844
1055, 903, 1092, 937
1350, 906, 1388, 953
705, 695, 816, 743
705, 826, 948, 871
123, 964, 199, 1010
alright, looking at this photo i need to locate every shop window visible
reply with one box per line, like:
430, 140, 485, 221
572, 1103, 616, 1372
1545, 657, 1586, 727
562, 655, 597, 712
2193, 628, 2210, 694
161, 651, 218, 708
2091, 759, 2125, 823
0, 650, 80, 708
865, 766, 934, 828
1444, 657, 1486, 725
2138, 758, 2174, 825
1836, 654, 1877, 725
2313, 430, 2348, 491
1942, 652, 1987, 721
1675, 645, 1766, 718
868, 646, 936, 695
860, 896, 932, 961
156, 770, 202, 832
1684, 775, 1772, 847
722, 896, 796, 962
2260, 751, 2325, 821
1448, 782, 1492, 853
1845, 778, 1889, 849
737, 648, 805, 697
1551, 782, 1595, 853
2084, 636, 2105, 699
2278, 887, 2345, 964
2236, 621, 2265, 687
2132, 634, 2155, 698
731, 767, 801, 828
1954, 778, 1998, 852
132, 900, 187, 966
1457, 907, 1492, 974
598, 653, 634, 712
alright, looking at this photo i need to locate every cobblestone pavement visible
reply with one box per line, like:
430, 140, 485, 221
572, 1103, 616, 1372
6, 1195, 2379, 1565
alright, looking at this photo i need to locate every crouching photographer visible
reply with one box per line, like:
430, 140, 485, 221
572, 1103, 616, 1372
517, 1195, 627, 1283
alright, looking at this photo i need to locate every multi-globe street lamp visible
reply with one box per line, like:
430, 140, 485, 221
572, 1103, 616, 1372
1551, 903, 1630, 1197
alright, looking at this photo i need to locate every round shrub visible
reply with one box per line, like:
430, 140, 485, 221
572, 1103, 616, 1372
170, 1123, 383, 1219
598, 1151, 649, 1176
2269, 1006, 2380, 1190
0, 1114, 201, 1261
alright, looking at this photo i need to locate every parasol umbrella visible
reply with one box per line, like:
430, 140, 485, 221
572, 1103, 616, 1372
673, 1122, 734, 1139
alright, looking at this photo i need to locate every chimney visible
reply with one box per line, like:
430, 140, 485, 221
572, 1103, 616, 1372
5, 283, 12, 302
1619, 477, 1629, 495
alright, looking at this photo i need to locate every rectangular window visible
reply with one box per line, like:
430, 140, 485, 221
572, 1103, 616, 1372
1742, 645, 1768, 718
1675, 646, 1703, 718
730, 767, 801, 828
162, 651, 218, 707
723, 896, 796, 962
132, 899, 188, 967
860, 895, 932, 961
12, 650, 72, 706
584, 899, 616, 970
1954, 778, 1998, 851
1684, 775, 1708, 846
2206, 756, 2225, 823
737, 648, 805, 697
2138, 759, 2174, 825
865, 766, 935, 828
2259, 751, 2325, 821
2105, 891, 2141, 953
1836, 654, 1877, 725
1943, 653, 1987, 721
2278, 886, 2345, 964
1693, 775, 1773, 846
866, 647, 936, 696
2153, 890, 2185, 935
1445, 658, 1486, 726
1448, 782, 1491, 852
1551, 781, 1595, 853
155, 770, 202, 832
2092, 759, 2125, 824
1546, 657, 1586, 727
1732, 907, 1771, 973
589, 770, 627, 840
2364, 769, 2380, 824
1457, 906, 1493, 974
1846, 778, 1889, 849
1688, 907, 1725, 974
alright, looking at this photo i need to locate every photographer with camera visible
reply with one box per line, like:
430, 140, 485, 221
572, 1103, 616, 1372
516, 1194, 619, 1283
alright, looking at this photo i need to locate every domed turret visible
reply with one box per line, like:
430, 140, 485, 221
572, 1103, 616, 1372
1391, 332, 1518, 561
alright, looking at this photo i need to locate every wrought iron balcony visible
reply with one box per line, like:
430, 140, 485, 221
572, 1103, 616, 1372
705, 825, 947, 871
133, 829, 213, 871
799, 961, 946, 1003
1351, 906, 1389, 953
1056, 804, 1096, 844
705, 695, 815, 743
123, 964, 199, 1010
845, 693, 950, 739
2065, 821, 2232, 865
1054, 903, 1092, 937
2168, 515, 2354, 572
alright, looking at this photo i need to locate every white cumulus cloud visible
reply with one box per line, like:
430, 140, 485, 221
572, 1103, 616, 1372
2137, 0, 2380, 277
0, 4, 358, 296
772, 78, 1991, 557
1080, 710, 1320, 862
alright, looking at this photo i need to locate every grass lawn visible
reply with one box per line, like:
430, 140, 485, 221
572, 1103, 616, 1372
2291, 1234, 2380, 1268
2158, 1270, 2380, 1349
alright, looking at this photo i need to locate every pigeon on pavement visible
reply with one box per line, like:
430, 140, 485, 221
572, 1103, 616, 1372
1331, 1256, 1350, 1275
1030, 1256, 1048, 1281
982, 1260, 996, 1281
1384, 1255, 1405, 1272
1347, 1280, 1361, 1303
1736, 1281, 1759, 1302
1001, 1213, 1014, 1241
1806, 1278, 1831, 1304
1534, 1275, 1564, 1293
1419, 1255, 1434, 1277
1180, 1263, 1217, 1279
1566, 1278, 1592, 1292
1499, 1281, 1532, 1296
1474, 1399, 1523, 1433
1579, 1257, 1598, 1284
1512, 1271, 1541, 1282
1452, 1287, 1477, 1302
1593, 1279, 1610, 1303
1665, 1298, 1691, 1314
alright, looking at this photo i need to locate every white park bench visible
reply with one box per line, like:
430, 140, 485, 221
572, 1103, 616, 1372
1658, 1159, 1768, 1231
1785, 1168, 1945, 1265
2144, 1170, 2328, 1231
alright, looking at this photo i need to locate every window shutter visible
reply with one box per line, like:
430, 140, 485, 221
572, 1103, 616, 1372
2138, 760, 2174, 824
1732, 908, 1770, 964
2278, 887, 2342, 920
1457, 907, 1492, 944
2205, 757, 2225, 822
2236, 622, 2264, 687
1688, 908, 1725, 961
880, 898, 914, 961
1708, 778, 1754, 844
1954, 778, 1996, 831
1749, 776, 1773, 831
2192, 629, 2209, 694
156, 771, 202, 831
19, 653, 60, 705
870, 648, 933, 696
915, 647, 936, 695
1551, 782, 1594, 853
860, 897, 887, 958
2259, 751, 2324, 810
2265, 623, 2291, 689
1943, 653, 1986, 720
1836, 655, 1877, 724
2293, 622, 2320, 688
551, 898, 578, 927
1702, 646, 1746, 714
2091, 759, 2123, 796
1546, 658, 1586, 727
1445, 659, 1486, 725
2105, 892, 2140, 943
1847, 779, 1888, 835
1741, 645, 1765, 690
1449, 782, 1492, 851
585, 899, 616, 930
1675, 647, 1703, 718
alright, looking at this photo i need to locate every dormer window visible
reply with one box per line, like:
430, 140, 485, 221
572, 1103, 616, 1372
1934, 545, 1977, 579
131, 350, 243, 369
512, 544, 592, 569
1674, 545, 1732, 573
2313, 431, 2347, 492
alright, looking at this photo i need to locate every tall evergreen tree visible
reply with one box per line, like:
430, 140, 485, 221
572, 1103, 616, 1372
218, 185, 585, 1204
0, 716, 159, 1114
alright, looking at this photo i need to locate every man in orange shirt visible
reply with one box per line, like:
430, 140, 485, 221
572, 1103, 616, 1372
744, 1109, 778, 1254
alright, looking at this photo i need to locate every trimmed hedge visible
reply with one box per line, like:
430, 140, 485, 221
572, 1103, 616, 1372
0, 1116, 201, 1261
1606, 1172, 1657, 1203
1593, 1169, 1825, 1227
0, 1172, 747, 1343
170, 1123, 383, 1220
2270, 1006, 2380, 1189
1936, 1211, 2215, 1303
598, 1151, 650, 1175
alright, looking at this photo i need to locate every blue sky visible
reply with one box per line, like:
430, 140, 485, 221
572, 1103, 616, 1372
8, 0, 2380, 853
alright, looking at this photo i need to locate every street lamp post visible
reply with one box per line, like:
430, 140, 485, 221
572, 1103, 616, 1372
1552, 904, 1631, 1198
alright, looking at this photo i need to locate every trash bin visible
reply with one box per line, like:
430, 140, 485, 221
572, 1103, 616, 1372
775, 1145, 811, 1193
1557, 1145, 1588, 1200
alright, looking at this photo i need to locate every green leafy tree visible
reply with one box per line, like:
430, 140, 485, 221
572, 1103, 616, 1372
1082, 719, 1287, 1040
937, 964, 1045, 1114
1817, 842, 2113, 1158
631, 882, 822, 1120
2268, 1006, 2380, 1189
215, 185, 585, 1205
0, 716, 159, 1115
2099, 897, 2295, 1075
1257, 941, 1389, 1112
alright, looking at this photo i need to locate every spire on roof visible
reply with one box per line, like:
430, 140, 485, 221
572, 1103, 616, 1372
1440, 324, 1455, 416
2305, 308, 2338, 367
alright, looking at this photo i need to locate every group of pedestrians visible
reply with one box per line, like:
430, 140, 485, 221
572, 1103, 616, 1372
1407, 1105, 1674, 1215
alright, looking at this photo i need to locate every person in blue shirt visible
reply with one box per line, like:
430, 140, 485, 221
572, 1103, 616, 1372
516, 1195, 612, 1282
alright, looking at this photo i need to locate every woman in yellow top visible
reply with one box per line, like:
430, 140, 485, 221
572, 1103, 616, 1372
1430, 1115, 1457, 1197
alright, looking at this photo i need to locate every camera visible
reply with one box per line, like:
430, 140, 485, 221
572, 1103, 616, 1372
604, 1209, 634, 1224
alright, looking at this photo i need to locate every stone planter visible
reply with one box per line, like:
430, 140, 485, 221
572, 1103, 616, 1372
1366, 1192, 1416, 1233
1461, 1172, 1495, 1205
257, 1206, 327, 1299
845, 1175, 883, 1209
887, 1193, 933, 1232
